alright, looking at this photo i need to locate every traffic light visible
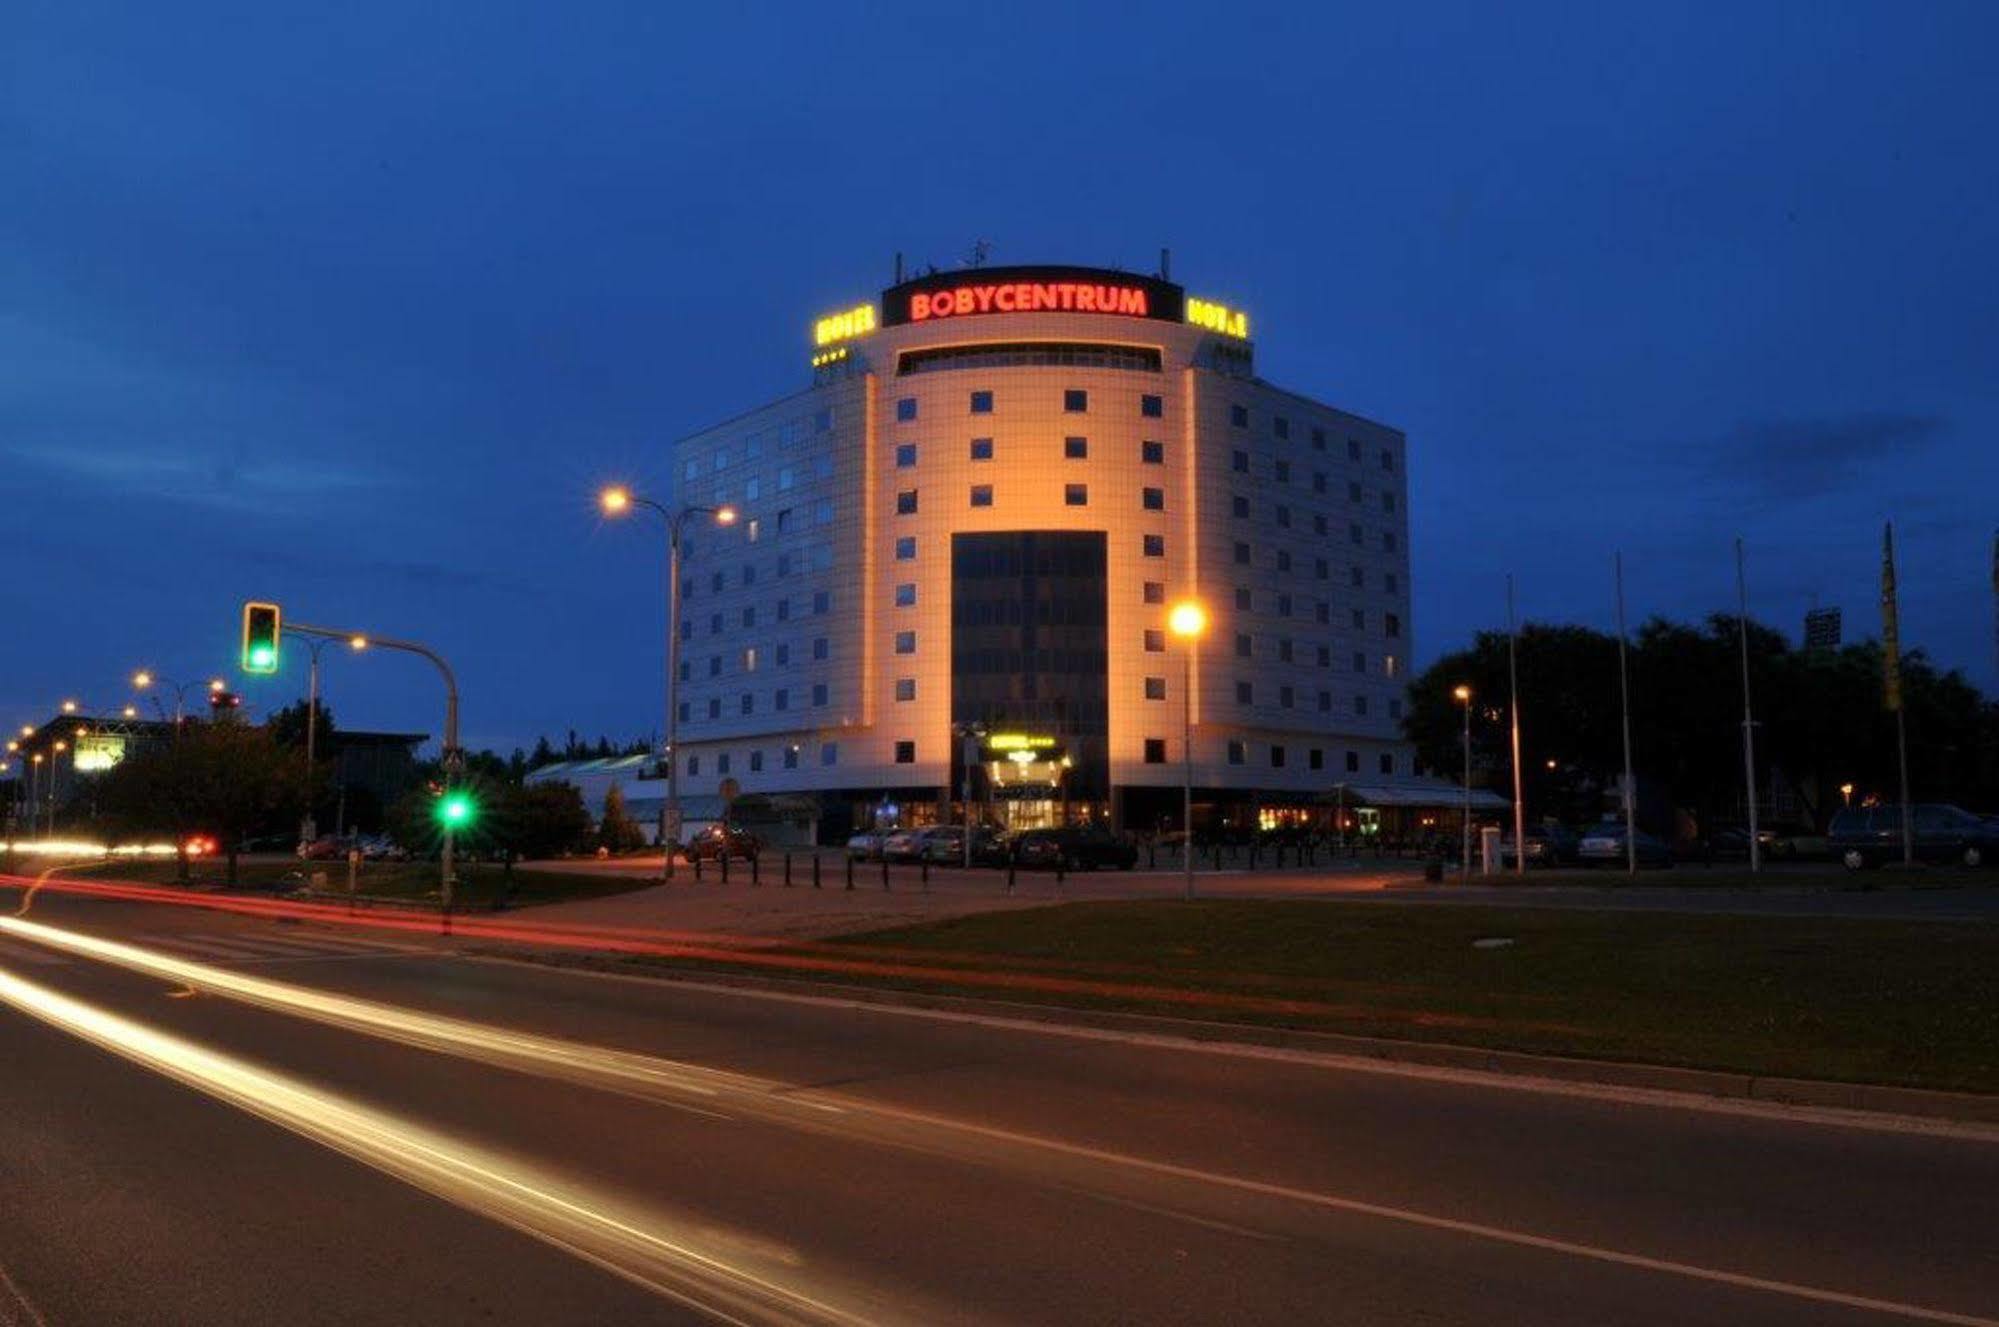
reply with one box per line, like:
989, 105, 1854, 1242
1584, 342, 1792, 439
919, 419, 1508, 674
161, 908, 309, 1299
434, 790, 477, 830
242, 601, 281, 674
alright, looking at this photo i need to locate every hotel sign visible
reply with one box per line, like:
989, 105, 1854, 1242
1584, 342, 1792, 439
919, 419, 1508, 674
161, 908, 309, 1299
813, 303, 878, 347
883, 265, 1187, 328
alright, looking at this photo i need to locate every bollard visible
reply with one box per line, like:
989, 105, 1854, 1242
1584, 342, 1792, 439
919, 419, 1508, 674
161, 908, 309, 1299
920, 858, 930, 892
1006, 861, 1016, 895
844, 855, 855, 890
694, 854, 704, 882
720, 853, 730, 886
1056, 859, 1065, 888
1249, 843, 1258, 871
783, 851, 792, 887
881, 856, 890, 891
1148, 841, 1156, 869
813, 854, 822, 889
751, 854, 760, 886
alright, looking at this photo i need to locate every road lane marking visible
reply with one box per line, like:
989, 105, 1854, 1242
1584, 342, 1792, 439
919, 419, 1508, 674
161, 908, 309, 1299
0, 965, 902, 1327
7, 915, 1992, 1325
0, 1259, 50, 1327
480, 959, 1999, 1144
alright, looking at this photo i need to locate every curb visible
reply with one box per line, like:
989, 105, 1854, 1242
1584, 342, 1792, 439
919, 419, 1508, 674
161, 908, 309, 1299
481, 949, 1999, 1126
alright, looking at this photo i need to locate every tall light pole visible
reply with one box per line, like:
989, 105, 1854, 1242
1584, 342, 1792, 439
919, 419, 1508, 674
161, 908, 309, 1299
285, 635, 366, 844
1453, 684, 1473, 879
1168, 600, 1208, 901
132, 671, 228, 737
1735, 537, 1761, 874
600, 485, 738, 882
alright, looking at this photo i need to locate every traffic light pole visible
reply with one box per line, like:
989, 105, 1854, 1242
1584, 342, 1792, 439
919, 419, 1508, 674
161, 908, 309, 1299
291, 622, 461, 921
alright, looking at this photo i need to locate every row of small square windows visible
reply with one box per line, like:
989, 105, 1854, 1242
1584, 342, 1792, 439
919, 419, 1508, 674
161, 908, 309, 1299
892, 390, 1395, 470
896, 437, 1164, 465
899, 485, 1162, 512
680, 742, 1396, 777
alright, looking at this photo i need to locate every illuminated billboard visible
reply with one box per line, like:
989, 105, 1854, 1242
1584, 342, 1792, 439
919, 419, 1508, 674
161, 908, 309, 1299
883, 266, 1186, 327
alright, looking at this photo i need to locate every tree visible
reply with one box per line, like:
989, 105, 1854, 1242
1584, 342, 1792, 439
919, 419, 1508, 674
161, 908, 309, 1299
94, 722, 307, 884
488, 781, 593, 874
528, 736, 558, 769
597, 784, 645, 853
266, 699, 336, 753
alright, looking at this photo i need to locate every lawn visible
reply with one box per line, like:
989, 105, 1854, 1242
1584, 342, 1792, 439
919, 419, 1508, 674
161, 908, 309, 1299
782, 900, 1999, 1094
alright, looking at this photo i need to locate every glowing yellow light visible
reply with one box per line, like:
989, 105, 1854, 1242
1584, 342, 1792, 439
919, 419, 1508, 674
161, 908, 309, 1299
598, 485, 632, 516
1186, 296, 1249, 339
20, 726, 33, 738
1167, 600, 1208, 639
1453, 685, 1472, 703
812, 302, 877, 347
60, 700, 78, 714
810, 346, 850, 369
714, 506, 738, 526
986, 733, 1056, 752
132, 670, 154, 689
349, 635, 369, 651
52, 741, 66, 753
208, 678, 226, 693
5, 741, 16, 752
122, 705, 138, 719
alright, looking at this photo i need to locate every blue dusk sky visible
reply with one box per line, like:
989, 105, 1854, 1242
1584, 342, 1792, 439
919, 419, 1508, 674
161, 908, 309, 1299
5, 2, 1995, 754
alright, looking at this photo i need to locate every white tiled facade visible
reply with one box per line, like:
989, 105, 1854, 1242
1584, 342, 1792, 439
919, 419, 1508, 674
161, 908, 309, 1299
662, 266, 1413, 835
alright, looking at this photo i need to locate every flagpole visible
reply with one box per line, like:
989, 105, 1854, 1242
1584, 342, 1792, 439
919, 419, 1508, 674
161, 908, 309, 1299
1507, 575, 1525, 878
1735, 537, 1760, 874
1615, 553, 1638, 876
1882, 522, 1914, 868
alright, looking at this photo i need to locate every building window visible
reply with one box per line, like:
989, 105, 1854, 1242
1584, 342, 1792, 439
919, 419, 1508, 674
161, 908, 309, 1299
1227, 740, 1246, 765
1385, 613, 1401, 638
812, 682, 829, 706
1142, 581, 1164, 604
1141, 487, 1164, 510
822, 742, 838, 766
1352, 608, 1367, 630
1270, 745, 1287, 768
743, 644, 759, 669
895, 442, 917, 468
1231, 449, 1249, 473
896, 536, 916, 560
1383, 531, 1397, 552
1384, 654, 1400, 677
1275, 459, 1291, 482
1233, 541, 1250, 565
783, 746, 799, 769
741, 606, 756, 628
1274, 417, 1290, 440
813, 636, 829, 660
1143, 628, 1165, 652
1309, 748, 1324, 771
1276, 550, 1293, 573
1381, 449, 1395, 473
1317, 644, 1331, 667
1064, 389, 1088, 412
895, 677, 916, 702
1312, 427, 1326, 450
1141, 394, 1163, 418
895, 582, 917, 607
1346, 750, 1361, 773
896, 397, 917, 422
1232, 495, 1250, 519
1355, 695, 1370, 717
776, 643, 790, 665
894, 741, 915, 764
1141, 440, 1164, 464
677, 701, 690, 722
1318, 690, 1332, 712
708, 656, 722, 677
1275, 505, 1291, 529
1064, 483, 1088, 506
707, 698, 721, 719
1350, 522, 1364, 546
1143, 738, 1167, 763
1230, 404, 1248, 428
774, 688, 788, 711
1064, 436, 1088, 459
1277, 592, 1293, 616
740, 693, 754, 715
1316, 558, 1330, 581
814, 589, 831, 614
894, 630, 916, 654
1348, 438, 1362, 461
1386, 572, 1399, 593
970, 484, 994, 507
688, 755, 700, 776
1351, 565, 1365, 589
708, 612, 722, 636
970, 390, 993, 414
749, 750, 763, 773
1235, 680, 1253, 704
1142, 533, 1164, 558
1144, 676, 1166, 700
1349, 480, 1363, 504
1234, 586, 1252, 609
970, 436, 994, 460
1380, 752, 1395, 774
1235, 632, 1251, 658
1353, 651, 1366, 673
896, 489, 918, 515
1278, 638, 1294, 663
1389, 698, 1403, 720
1382, 492, 1396, 514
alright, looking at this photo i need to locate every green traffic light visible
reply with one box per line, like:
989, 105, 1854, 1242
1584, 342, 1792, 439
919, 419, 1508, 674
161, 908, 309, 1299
436, 791, 476, 828
248, 644, 276, 670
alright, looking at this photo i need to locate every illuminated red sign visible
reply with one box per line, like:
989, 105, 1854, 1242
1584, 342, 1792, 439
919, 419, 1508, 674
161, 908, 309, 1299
908, 281, 1151, 322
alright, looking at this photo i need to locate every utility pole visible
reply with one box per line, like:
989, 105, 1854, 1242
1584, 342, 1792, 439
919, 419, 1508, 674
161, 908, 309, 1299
1615, 553, 1638, 876
1735, 538, 1761, 874
1506, 575, 1526, 878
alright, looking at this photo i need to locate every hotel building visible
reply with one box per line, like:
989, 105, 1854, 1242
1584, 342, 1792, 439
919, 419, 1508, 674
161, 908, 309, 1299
635, 263, 1417, 841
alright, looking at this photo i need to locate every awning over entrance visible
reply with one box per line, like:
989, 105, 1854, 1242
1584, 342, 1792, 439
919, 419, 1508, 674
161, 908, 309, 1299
1319, 780, 1512, 812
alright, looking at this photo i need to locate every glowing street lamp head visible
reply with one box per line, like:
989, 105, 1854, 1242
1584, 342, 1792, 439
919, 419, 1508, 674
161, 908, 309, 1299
713, 506, 739, 526
122, 705, 138, 719
349, 635, 369, 651
1452, 684, 1473, 704
208, 678, 226, 694
1167, 600, 1208, 639
5, 741, 17, 753
18, 726, 32, 738
598, 485, 632, 516
52, 741, 66, 753
60, 700, 78, 714
132, 670, 154, 690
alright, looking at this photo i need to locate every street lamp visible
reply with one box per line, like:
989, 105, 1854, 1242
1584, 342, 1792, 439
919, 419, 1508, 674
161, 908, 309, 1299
1452, 684, 1473, 879
133, 671, 227, 733
1168, 599, 1208, 901
598, 484, 740, 880
1840, 782, 1855, 809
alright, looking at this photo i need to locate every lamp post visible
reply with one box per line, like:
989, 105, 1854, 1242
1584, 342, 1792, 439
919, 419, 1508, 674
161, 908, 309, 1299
1168, 600, 1208, 901
1453, 684, 1473, 879
600, 485, 738, 881
285, 634, 366, 844
132, 671, 229, 737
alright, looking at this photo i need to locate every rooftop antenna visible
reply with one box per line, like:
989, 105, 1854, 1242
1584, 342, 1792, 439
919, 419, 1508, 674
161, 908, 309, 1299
1160, 247, 1171, 280
894, 251, 904, 284
965, 239, 992, 268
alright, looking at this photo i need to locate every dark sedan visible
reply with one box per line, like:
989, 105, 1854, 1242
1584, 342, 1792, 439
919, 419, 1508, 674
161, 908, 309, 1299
1009, 825, 1138, 872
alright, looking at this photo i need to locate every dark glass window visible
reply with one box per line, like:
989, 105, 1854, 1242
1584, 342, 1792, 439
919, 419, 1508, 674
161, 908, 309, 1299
895, 442, 917, 468
895, 677, 916, 701
1064, 436, 1088, 459
1143, 629, 1165, 652
1142, 581, 1164, 604
894, 741, 915, 764
899, 342, 1162, 375
1143, 738, 1167, 764
971, 485, 994, 507
1270, 745, 1287, 768
1064, 483, 1088, 506
1231, 449, 1249, 473
971, 437, 994, 460
970, 390, 993, 413
897, 489, 918, 515
1274, 417, 1289, 439
1142, 534, 1164, 557
1064, 389, 1088, 412
1140, 394, 1163, 418
1144, 677, 1166, 700
896, 397, 917, 422
1227, 740, 1246, 765
896, 536, 916, 560
1141, 487, 1164, 510
1141, 440, 1164, 464
1230, 404, 1248, 428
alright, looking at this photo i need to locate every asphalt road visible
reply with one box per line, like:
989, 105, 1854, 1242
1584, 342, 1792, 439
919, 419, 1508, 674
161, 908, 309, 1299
0, 885, 1994, 1326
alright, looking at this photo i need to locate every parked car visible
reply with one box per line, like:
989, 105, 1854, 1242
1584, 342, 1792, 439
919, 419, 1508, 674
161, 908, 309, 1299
296, 835, 343, 861
881, 828, 929, 862
1828, 804, 1999, 869
1707, 825, 1805, 860
1575, 823, 1674, 868
686, 823, 760, 862
1499, 824, 1580, 867
1009, 825, 1139, 871
845, 830, 888, 861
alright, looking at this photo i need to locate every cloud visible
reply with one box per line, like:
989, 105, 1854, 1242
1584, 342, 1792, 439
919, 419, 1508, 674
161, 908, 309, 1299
1, 442, 387, 510
1704, 412, 1945, 499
